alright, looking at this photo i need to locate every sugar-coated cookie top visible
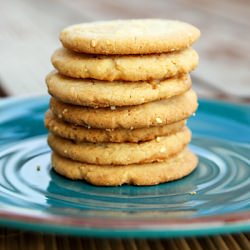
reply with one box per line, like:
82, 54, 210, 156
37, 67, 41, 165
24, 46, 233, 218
60, 19, 200, 55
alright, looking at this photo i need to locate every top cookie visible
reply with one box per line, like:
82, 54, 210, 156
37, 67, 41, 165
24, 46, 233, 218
60, 19, 200, 55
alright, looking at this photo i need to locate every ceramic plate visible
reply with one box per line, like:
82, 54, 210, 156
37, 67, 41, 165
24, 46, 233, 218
0, 96, 249, 238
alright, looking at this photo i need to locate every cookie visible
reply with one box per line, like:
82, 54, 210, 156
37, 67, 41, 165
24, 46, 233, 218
45, 111, 186, 143
47, 127, 191, 165
51, 148, 198, 186
51, 47, 198, 81
46, 72, 191, 107
60, 19, 200, 55
50, 89, 198, 129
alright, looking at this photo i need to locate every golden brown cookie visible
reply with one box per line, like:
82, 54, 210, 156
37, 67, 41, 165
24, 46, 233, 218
60, 19, 200, 55
50, 89, 198, 129
51, 148, 198, 186
47, 127, 191, 165
45, 111, 186, 143
51, 47, 198, 81
46, 72, 191, 107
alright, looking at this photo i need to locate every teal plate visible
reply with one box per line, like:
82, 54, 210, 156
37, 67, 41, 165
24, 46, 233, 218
0, 96, 249, 238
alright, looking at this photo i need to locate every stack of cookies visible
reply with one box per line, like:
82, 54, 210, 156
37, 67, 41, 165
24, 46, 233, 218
45, 19, 200, 186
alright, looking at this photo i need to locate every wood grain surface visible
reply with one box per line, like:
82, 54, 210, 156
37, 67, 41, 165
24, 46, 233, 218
0, 0, 249, 249
0, 228, 249, 250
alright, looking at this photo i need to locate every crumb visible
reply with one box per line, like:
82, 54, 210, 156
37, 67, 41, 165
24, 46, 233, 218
150, 79, 160, 89
156, 137, 161, 142
189, 191, 197, 195
156, 117, 163, 124
110, 106, 116, 110
160, 147, 166, 153
36, 165, 41, 171
91, 40, 97, 47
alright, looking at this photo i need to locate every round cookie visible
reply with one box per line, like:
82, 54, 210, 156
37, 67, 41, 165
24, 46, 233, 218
51, 148, 198, 186
60, 19, 200, 55
48, 127, 191, 165
50, 89, 198, 129
46, 72, 191, 107
45, 111, 186, 143
51, 48, 198, 81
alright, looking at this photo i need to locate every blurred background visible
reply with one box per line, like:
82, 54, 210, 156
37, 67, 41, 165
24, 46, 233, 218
0, 0, 249, 102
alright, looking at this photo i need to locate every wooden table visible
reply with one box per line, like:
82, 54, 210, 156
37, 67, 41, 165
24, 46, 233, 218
0, 0, 249, 249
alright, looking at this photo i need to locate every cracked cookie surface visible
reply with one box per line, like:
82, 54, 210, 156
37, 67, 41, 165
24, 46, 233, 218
60, 19, 200, 55
51, 148, 198, 186
50, 89, 198, 129
46, 72, 191, 107
45, 111, 186, 143
48, 127, 191, 165
51, 47, 198, 81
